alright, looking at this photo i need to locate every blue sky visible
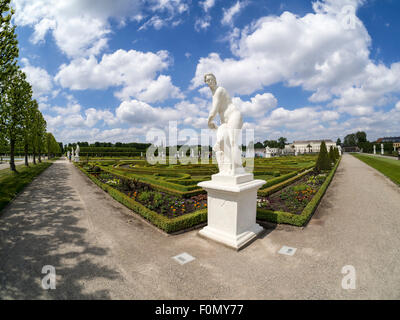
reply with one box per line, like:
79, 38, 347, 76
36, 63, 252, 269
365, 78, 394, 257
12, 0, 400, 144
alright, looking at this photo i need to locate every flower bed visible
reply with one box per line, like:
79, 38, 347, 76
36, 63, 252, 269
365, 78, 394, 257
77, 163, 207, 233
257, 173, 326, 215
95, 170, 207, 218
257, 157, 341, 227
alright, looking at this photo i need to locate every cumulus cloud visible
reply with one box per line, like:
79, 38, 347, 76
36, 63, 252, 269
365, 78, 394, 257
12, 0, 189, 58
116, 99, 181, 124
20, 58, 53, 100
191, 0, 400, 117
55, 49, 183, 103
233, 93, 278, 116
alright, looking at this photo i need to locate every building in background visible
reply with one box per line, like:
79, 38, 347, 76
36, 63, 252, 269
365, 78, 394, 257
285, 140, 337, 154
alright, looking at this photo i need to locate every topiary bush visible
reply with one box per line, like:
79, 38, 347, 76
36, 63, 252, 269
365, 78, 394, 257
315, 141, 331, 172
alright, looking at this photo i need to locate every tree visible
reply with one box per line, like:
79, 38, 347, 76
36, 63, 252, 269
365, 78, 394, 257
31, 103, 46, 164
46, 132, 60, 158
343, 133, 357, 147
20, 80, 34, 166
278, 137, 287, 149
329, 145, 336, 164
355, 131, 367, 145
0, 0, 19, 96
307, 144, 312, 153
315, 141, 331, 172
0, 0, 19, 170
336, 138, 341, 146
263, 140, 280, 148
1, 70, 30, 171
254, 142, 264, 149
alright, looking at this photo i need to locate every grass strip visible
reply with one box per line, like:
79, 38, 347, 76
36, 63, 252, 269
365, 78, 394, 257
0, 162, 53, 212
351, 153, 400, 185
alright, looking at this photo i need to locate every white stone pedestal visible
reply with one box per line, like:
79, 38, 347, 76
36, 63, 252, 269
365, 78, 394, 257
74, 156, 80, 162
198, 173, 265, 250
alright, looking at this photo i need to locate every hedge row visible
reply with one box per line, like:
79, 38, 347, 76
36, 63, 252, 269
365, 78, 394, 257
259, 171, 298, 190
256, 156, 342, 226
75, 164, 208, 233
96, 164, 205, 198
258, 170, 311, 196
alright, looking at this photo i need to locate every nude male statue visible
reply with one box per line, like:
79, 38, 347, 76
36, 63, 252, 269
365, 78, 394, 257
204, 73, 245, 175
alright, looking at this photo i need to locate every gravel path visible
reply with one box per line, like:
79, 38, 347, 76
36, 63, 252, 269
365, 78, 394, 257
1, 155, 399, 299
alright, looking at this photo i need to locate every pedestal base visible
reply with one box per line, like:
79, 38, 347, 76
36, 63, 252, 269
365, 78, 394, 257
74, 156, 80, 162
199, 224, 264, 250
198, 176, 265, 250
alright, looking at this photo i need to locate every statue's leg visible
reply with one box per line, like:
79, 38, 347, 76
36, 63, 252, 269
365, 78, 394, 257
227, 110, 244, 175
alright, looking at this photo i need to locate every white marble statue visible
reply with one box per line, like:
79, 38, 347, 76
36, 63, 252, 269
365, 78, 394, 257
373, 145, 376, 154
381, 143, 384, 155
72, 147, 75, 158
205, 73, 244, 176
75, 144, 80, 157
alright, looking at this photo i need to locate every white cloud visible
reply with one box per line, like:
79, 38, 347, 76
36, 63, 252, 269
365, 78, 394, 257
53, 104, 81, 115
20, 58, 53, 100
116, 99, 181, 125
200, 0, 216, 12
191, 0, 400, 117
55, 49, 183, 103
221, 1, 247, 26
13, 0, 188, 58
195, 16, 211, 31
233, 93, 278, 116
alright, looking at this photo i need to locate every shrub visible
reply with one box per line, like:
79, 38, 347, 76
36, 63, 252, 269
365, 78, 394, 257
315, 141, 331, 172
329, 146, 336, 164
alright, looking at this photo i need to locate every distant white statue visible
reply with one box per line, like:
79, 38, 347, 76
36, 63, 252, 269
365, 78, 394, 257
204, 73, 244, 176
72, 147, 75, 158
75, 144, 80, 157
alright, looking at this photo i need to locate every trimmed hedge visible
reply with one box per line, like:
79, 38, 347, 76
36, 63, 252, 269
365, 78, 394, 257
97, 164, 205, 196
75, 164, 208, 233
260, 171, 298, 189
258, 170, 311, 196
257, 157, 342, 226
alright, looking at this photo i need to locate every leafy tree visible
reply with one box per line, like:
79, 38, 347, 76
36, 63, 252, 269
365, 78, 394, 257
20, 80, 34, 166
46, 132, 60, 158
254, 142, 264, 149
263, 140, 280, 148
336, 138, 341, 146
355, 131, 367, 145
343, 133, 357, 147
0, 0, 19, 96
278, 137, 287, 149
307, 144, 312, 153
1, 70, 30, 171
31, 103, 46, 164
315, 141, 331, 172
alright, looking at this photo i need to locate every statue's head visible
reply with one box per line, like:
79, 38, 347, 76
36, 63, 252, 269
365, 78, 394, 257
204, 73, 217, 87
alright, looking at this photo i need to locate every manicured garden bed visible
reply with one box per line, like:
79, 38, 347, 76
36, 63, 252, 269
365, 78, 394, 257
76, 154, 326, 232
256, 157, 341, 227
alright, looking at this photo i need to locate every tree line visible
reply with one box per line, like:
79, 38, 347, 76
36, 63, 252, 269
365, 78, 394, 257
0, 0, 60, 172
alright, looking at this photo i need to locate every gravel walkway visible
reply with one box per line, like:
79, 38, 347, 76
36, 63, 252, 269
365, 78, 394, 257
1, 155, 399, 299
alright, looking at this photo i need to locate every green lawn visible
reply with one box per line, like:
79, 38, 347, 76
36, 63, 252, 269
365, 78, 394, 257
0, 162, 53, 212
351, 153, 400, 185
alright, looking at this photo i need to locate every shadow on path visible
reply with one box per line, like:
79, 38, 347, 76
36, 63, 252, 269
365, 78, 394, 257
0, 162, 122, 299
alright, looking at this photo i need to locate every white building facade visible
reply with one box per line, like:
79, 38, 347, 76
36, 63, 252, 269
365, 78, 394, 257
285, 140, 337, 154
